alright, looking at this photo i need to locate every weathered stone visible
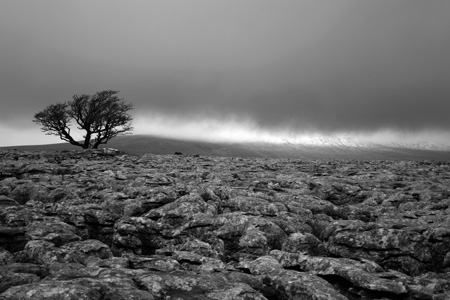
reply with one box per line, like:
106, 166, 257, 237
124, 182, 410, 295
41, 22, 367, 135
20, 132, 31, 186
143, 193, 218, 226
177, 238, 219, 258
222, 196, 288, 216
0, 196, 19, 208
58, 205, 120, 245
2, 263, 48, 278
271, 250, 408, 297
0, 248, 14, 266
8, 184, 36, 205
26, 219, 81, 246
172, 250, 226, 272
134, 270, 267, 300
261, 269, 349, 300
324, 220, 450, 275
112, 217, 166, 255
282, 231, 327, 255
0, 206, 46, 227
0, 270, 40, 293
1, 149, 450, 299
19, 239, 112, 266
239, 256, 284, 275
1, 277, 154, 300
126, 254, 180, 271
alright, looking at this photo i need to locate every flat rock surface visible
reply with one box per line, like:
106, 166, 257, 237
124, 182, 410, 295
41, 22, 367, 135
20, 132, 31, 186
1, 148, 450, 299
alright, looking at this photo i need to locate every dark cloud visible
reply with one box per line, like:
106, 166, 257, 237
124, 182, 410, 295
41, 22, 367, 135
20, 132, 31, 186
1, 0, 450, 146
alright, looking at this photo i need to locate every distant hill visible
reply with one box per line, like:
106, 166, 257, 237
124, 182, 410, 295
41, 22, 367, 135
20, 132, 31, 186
2, 134, 450, 161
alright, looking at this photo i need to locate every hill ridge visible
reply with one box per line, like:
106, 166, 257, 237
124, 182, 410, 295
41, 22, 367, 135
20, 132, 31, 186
1, 134, 450, 161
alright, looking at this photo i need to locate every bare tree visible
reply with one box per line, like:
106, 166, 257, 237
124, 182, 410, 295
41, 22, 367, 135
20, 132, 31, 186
33, 90, 133, 149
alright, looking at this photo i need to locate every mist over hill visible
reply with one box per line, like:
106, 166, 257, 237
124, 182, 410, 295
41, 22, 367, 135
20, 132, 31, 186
2, 135, 450, 161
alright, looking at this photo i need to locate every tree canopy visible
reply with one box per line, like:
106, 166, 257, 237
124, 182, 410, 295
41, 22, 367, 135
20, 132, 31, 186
33, 90, 133, 149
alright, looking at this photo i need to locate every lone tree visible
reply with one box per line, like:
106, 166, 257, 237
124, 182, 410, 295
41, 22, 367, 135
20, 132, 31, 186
33, 90, 133, 149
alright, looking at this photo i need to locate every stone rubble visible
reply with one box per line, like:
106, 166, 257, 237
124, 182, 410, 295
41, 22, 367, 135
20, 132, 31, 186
0, 148, 450, 299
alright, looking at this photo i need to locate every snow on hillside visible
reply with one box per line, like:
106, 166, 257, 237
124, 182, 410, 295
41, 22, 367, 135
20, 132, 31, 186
279, 135, 450, 151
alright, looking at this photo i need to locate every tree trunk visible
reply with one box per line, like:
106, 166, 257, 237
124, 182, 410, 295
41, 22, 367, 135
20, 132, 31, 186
83, 132, 92, 149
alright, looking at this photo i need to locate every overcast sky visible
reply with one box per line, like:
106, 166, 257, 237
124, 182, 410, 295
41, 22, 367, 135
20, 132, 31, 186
1, 0, 450, 146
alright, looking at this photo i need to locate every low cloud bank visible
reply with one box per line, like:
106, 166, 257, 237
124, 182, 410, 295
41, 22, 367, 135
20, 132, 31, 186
0, 126, 62, 147
2, 113, 449, 150
134, 113, 450, 150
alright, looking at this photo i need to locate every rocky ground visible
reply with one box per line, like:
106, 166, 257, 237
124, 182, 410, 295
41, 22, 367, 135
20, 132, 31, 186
0, 148, 450, 300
